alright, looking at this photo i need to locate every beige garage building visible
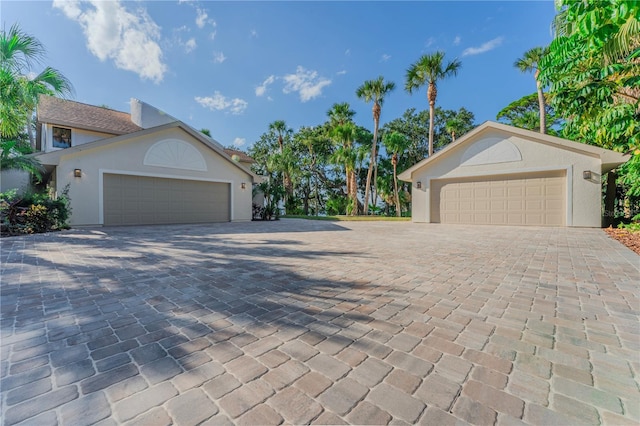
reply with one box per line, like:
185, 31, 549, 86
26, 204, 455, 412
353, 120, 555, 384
25, 97, 257, 227
398, 122, 628, 227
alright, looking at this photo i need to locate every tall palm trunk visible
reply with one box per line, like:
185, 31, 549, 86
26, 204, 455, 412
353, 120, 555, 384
392, 153, 401, 217
534, 69, 546, 134
427, 83, 437, 157
363, 103, 381, 215
373, 154, 379, 207
349, 168, 358, 216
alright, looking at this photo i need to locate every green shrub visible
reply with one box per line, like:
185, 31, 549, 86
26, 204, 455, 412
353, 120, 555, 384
1, 186, 71, 235
618, 213, 640, 232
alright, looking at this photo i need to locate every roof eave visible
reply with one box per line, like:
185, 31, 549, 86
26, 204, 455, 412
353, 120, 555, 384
37, 118, 132, 136
36, 121, 259, 182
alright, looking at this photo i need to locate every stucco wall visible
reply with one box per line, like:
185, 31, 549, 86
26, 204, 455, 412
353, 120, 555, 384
0, 170, 31, 193
55, 127, 253, 226
42, 123, 113, 152
410, 130, 603, 227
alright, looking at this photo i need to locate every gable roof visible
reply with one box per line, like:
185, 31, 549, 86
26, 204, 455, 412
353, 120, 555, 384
34, 121, 259, 181
398, 121, 630, 181
37, 95, 142, 135
223, 148, 255, 164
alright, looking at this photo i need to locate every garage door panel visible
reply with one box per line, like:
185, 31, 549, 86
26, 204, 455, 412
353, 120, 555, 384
103, 174, 230, 226
431, 171, 566, 226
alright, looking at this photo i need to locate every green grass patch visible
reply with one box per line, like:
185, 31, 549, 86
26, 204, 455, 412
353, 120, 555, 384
282, 215, 411, 222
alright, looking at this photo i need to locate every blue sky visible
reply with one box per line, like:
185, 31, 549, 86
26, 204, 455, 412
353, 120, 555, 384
5, 1, 557, 149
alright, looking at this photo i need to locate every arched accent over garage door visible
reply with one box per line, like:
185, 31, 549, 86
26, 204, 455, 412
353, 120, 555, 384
144, 139, 207, 171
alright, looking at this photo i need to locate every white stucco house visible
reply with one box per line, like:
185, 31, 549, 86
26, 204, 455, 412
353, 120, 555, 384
398, 121, 629, 227
1, 96, 258, 226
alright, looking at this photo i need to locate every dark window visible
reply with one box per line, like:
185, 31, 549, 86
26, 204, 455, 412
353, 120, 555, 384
53, 127, 71, 148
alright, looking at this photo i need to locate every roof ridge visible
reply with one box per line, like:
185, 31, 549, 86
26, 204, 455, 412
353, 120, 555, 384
41, 96, 130, 115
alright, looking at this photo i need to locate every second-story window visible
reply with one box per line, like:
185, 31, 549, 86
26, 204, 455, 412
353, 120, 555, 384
53, 126, 71, 148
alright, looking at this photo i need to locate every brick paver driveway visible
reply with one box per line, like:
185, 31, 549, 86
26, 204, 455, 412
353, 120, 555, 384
1, 220, 639, 425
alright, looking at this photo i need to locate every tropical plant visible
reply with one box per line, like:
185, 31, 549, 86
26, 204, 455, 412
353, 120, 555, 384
515, 46, 549, 134
382, 132, 410, 217
356, 76, 396, 215
444, 117, 464, 143
497, 92, 561, 135
0, 139, 43, 179
539, 0, 639, 199
330, 122, 358, 215
0, 185, 71, 235
267, 120, 295, 211
405, 51, 461, 157
1, 23, 73, 145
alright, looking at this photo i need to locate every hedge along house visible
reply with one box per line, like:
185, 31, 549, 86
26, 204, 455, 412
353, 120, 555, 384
8, 96, 258, 226
398, 122, 629, 227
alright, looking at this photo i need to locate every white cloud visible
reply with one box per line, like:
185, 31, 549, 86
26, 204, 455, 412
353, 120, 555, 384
336, 70, 347, 75
380, 54, 391, 62
255, 75, 275, 97
282, 66, 331, 102
233, 137, 246, 147
212, 51, 226, 63
195, 91, 248, 115
195, 7, 208, 28
53, 0, 167, 83
453, 35, 461, 46
209, 31, 217, 40
185, 38, 196, 53
462, 36, 504, 56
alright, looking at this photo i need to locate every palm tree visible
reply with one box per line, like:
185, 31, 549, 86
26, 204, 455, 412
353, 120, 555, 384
445, 117, 464, 143
514, 47, 548, 134
405, 51, 461, 157
1, 24, 73, 146
0, 140, 43, 179
356, 77, 395, 215
330, 122, 358, 215
268, 120, 294, 211
327, 102, 355, 128
382, 132, 410, 217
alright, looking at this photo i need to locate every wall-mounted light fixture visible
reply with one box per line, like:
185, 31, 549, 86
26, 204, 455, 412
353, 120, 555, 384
74, 169, 82, 178
583, 170, 592, 180
241, 182, 246, 190
416, 181, 422, 189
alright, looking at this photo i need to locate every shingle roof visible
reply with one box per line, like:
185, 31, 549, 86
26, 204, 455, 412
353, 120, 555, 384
37, 95, 142, 135
223, 148, 255, 163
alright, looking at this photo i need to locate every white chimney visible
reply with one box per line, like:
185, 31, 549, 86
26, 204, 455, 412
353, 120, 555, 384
130, 98, 177, 129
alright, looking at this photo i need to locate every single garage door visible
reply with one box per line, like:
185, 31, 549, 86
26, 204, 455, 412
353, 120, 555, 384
431, 171, 566, 226
103, 174, 230, 226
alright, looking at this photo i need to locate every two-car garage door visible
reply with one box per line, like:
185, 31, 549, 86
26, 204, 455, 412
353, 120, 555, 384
103, 174, 230, 226
431, 171, 566, 226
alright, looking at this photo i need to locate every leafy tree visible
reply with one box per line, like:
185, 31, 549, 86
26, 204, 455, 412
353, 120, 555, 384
0, 140, 43, 179
326, 103, 360, 214
444, 117, 463, 143
539, 0, 639, 197
200, 128, 211, 137
356, 76, 395, 215
497, 92, 561, 135
433, 107, 475, 150
384, 108, 429, 166
382, 132, 410, 216
405, 51, 461, 157
330, 121, 358, 215
514, 46, 549, 134
293, 126, 332, 215
268, 120, 295, 211
384, 107, 475, 166
1, 23, 73, 145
